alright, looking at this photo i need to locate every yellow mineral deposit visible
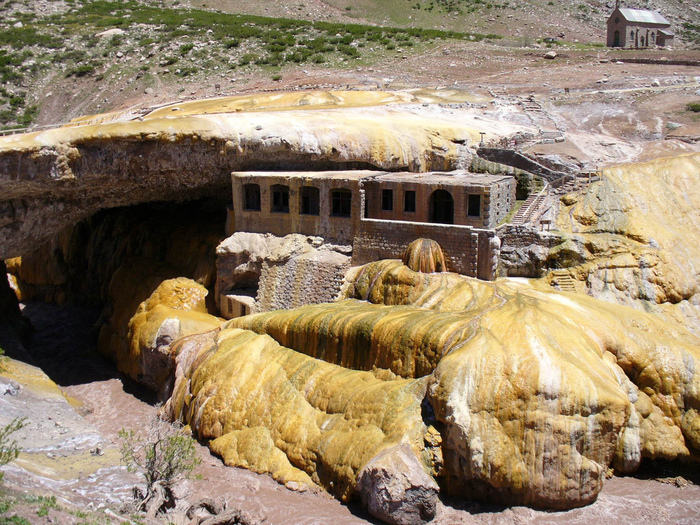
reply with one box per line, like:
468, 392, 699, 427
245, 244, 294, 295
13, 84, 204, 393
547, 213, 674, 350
131, 246, 699, 520
0, 90, 490, 173
164, 326, 428, 502
5, 90, 699, 524
555, 152, 700, 313
402, 238, 448, 274
123, 278, 221, 392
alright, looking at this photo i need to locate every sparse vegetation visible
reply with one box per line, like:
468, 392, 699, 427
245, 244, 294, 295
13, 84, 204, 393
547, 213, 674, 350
0, 0, 499, 99
688, 102, 700, 112
0, 418, 26, 483
681, 22, 700, 47
0, 491, 121, 524
119, 413, 200, 517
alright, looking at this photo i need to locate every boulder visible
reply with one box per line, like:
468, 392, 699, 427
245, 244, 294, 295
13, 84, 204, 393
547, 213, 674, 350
357, 443, 439, 525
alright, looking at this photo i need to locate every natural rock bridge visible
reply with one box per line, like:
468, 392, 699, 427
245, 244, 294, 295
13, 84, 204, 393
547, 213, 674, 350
0, 90, 486, 260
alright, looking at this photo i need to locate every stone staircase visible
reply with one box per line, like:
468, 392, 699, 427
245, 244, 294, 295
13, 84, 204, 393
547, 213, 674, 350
511, 189, 547, 225
549, 270, 577, 293
553, 171, 601, 195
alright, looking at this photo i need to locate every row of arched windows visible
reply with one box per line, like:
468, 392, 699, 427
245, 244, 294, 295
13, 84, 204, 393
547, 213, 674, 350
612, 29, 656, 47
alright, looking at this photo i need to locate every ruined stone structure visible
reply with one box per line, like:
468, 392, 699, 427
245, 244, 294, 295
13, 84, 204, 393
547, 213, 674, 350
607, 7, 674, 48
227, 170, 515, 282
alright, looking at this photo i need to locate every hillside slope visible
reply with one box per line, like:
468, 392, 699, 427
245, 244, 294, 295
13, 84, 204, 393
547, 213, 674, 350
0, 0, 698, 132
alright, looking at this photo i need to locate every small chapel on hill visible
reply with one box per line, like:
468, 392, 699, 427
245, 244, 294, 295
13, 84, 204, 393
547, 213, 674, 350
606, 2, 674, 48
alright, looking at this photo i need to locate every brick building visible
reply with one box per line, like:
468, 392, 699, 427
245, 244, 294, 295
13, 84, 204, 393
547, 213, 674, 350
607, 6, 673, 48
227, 170, 516, 279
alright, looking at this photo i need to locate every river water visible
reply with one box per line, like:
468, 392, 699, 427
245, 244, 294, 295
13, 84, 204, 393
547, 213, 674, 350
17, 301, 700, 525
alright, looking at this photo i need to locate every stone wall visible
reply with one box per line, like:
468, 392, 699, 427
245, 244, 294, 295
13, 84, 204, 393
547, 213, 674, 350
215, 232, 351, 317
497, 224, 564, 277
255, 250, 350, 312
353, 218, 496, 278
229, 172, 368, 245
477, 148, 568, 184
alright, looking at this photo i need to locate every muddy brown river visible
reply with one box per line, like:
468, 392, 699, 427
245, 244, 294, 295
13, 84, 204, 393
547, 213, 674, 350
15, 302, 700, 524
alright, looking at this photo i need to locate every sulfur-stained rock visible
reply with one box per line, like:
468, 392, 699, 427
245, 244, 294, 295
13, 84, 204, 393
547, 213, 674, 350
357, 442, 439, 525
123, 238, 700, 516
402, 239, 447, 274
344, 260, 700, 507
148, 258, 698, 512
556, 153, 700, 313
126, 278, 221, 393
163, 321, 430, 505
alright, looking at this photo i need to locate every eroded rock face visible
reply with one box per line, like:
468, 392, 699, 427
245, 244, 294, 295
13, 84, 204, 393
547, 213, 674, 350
0, 90, 487, 260
162, 322, 430, 506
555, 153, 700, 312
129, 253, 700, 519
126, 278, 221, 393
349, 261, 700, 508
357, 443, 439, 525
215, 232, 351, 314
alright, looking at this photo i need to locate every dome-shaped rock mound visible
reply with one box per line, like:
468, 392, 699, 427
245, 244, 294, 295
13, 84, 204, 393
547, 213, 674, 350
402, 239, 447, 274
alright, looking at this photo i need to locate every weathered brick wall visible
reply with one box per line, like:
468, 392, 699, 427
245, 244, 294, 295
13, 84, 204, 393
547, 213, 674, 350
353, 218, 495, 277
255, 251, 350, 312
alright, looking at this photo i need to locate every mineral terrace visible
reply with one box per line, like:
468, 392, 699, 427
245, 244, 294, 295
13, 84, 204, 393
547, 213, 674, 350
1, 88, 699, 525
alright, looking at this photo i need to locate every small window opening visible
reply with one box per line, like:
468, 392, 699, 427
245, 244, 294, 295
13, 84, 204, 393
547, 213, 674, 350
468, 194, 481, 217
331, 189, 352, 217
271, 184, 290, 213
381, 189, 393, 211
243, 184, 261, 211
404, 190, 416, 213
300, 186, 320, 215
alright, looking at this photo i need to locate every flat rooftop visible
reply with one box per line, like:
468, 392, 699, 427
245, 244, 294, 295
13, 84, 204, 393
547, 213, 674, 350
232, 170, 512, 185
232, 170, 384, 182
370, 170, 513, 186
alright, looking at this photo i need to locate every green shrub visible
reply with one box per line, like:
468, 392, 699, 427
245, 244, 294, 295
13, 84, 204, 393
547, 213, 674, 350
687, 102, 700, 112
108, 34, 123, 47
119, 414, 200, 516
34, 496, 58, 518
0, 418, 27, 482
65, 64, 95, 77
179, 43, 194, 55
239, 53, 259, 65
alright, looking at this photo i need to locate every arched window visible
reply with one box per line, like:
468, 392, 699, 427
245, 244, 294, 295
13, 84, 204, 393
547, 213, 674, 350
630, 30, 635, 38
429, 190, 454, 224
